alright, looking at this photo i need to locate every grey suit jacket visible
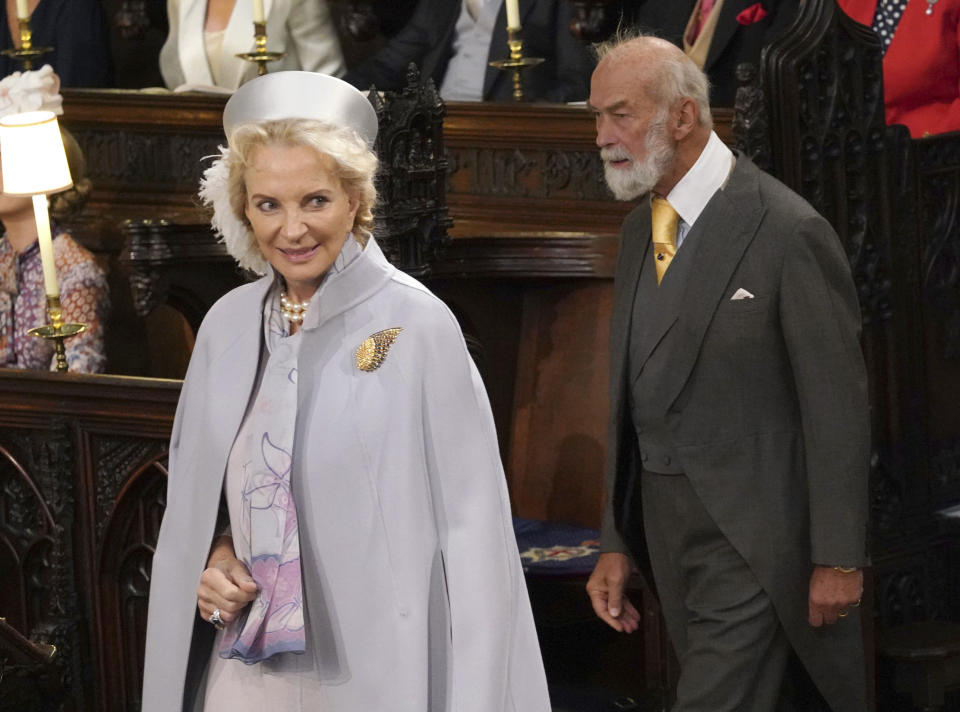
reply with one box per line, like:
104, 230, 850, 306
600, 155, 870, 711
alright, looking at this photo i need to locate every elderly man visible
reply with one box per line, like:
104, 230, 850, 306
584, 35, 869, 711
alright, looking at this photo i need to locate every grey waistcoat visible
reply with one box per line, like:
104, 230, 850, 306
628, 227, 703, 474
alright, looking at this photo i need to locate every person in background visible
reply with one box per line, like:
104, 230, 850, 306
838, 0, 960, 138
585, 34, 870, 711
0, 0, 111, 87
0, 66, 109, 372
345, 0, 595, 103
160, 0, 344, 90
141, 71, 550, 711
630, 0, 799, 106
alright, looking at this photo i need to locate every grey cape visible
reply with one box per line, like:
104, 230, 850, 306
142, 239, 551, 712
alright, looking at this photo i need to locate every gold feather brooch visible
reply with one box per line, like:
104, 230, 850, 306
355, 327, 403, 372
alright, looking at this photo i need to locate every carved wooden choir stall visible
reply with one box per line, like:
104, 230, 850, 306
2, 1, 960, 710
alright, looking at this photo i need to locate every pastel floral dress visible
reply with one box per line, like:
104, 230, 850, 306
202, 286, 325, 709
200, 238, 363, 710
0, 232, 109, 373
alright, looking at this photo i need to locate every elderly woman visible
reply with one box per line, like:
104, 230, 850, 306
0, 67, 109, 372
141, 71, 550, 712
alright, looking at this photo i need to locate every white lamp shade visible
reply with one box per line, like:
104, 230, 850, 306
0, 111, 73, 196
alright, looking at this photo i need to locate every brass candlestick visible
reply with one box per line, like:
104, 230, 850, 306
488, 27, 544, 102
1, 17, 52, 70
236, 21, 286, 77
27, 295, 86, 373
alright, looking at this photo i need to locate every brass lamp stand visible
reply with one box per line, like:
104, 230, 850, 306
1, 17, 52, 70
28, 295, 85, 373
0, 113, 82, 373
488, 28, 544, 102
236, 22, 286, 76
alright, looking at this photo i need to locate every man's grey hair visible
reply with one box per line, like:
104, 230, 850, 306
594, 30, 713, 129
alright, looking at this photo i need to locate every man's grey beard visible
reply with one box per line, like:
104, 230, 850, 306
601, 121, 675, 201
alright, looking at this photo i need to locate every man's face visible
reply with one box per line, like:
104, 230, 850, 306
588, 59, 676, 200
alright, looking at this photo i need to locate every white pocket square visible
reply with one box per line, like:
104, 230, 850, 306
730, 288, 755, 300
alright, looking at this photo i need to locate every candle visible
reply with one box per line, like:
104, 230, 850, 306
505, 0, 520, 29
15, 0, 28, 19
252, 0, 265, 23
32, 195, 59, 297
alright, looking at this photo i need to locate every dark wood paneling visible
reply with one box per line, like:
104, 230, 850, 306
61, 90, 731, 261
508, 281, 612, 528
0, 370, 178, 712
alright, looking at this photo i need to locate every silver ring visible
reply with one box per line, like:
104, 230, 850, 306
210, 608, 225, 630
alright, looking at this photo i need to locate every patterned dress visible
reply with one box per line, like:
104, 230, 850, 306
200, 238, 364, 710
0, 231, 110, 373
202, 311, 326, 709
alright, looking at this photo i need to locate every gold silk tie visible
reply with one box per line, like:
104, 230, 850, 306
651, 197, 679, 285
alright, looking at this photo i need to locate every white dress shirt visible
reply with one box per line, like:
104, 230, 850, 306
665, 130, 735, 249
160, 0, 345, 90
440, 0, 502, 101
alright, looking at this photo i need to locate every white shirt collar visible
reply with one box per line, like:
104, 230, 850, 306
665, 130, 734, 228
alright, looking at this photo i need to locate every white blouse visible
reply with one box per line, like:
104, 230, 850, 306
160, 0, 345, 90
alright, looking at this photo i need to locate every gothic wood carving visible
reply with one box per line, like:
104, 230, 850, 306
447, 145, 610, 201
930, 440, 960, 506
370, 65, 452, 276
732, 63, 772, 173
757, 0, 960, 635
60, 90, 690, 259
0, 421, 87, 710
71, 130, 221, 189
875, 542, 959, 627
870, 451, 903, 544
119, 219, 248, 332
880, 124, 931, 518
761, 0, 892, 326
94, 437, 169, 544
96, 453, 168, 712
917, 135, 960, 360
0, 371, 180, 712
875, 564, 929, 627
0, 619, 62, 712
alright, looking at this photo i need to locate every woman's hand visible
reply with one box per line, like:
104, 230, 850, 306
196, 535, 259, 626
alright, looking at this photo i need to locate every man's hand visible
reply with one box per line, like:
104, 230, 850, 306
808, 565, 863, 627
586, 552, 641, 633
196, 535, 258, 626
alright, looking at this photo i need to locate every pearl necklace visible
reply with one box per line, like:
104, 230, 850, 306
280, 292, 310, 324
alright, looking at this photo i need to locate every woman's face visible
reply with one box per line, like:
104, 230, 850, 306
243, 143, 358, 302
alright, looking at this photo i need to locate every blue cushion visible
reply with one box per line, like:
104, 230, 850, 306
513, 517, 601, 577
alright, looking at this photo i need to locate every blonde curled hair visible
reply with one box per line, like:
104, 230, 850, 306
201, 118, 378, 275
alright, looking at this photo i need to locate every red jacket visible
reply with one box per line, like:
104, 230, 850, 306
839, 0, 960, 137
